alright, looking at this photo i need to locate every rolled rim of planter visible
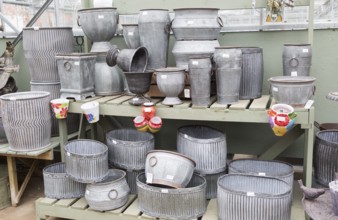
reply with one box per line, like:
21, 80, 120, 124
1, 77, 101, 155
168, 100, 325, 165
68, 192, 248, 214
173, 8, 220, 11
177, 125, 225, 143
0, 91, 50, 101
146, 150, 196, 167
78, 7, 117, 13
88, 169, 126, 186
316, 130, 338, 147
65, 139, 108, 158
23, 27, 72, 30
268, 76, 316, 84
107, 128, 154, 144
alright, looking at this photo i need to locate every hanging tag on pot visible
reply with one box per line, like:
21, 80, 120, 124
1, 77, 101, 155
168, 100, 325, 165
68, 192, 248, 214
98, 15, 104, 19
291, 71, 297, 76
304, 100, 314, 109
247, 192, 255, 197
303, 49, 309, 53
184, 89, 190, 98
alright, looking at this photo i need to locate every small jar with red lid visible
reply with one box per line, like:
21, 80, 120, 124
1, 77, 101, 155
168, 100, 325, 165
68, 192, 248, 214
142, 102, 156, 121
148, 116, 162, 133
133, 116, 148, 132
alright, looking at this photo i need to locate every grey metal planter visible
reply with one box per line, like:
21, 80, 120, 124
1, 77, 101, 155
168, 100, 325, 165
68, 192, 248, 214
216, 67, 242, 104
283, 43, 312, 77
194, 171, 225, 199
43, 162, 86, 199
124, 168, 144, 194
0, 118, 7, 143
1, 91, 51, 151
122, 24, 141, 49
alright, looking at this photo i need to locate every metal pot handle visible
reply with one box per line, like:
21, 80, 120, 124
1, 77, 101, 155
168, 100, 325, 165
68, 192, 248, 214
77, 16, 81, 27
217, 16, 224, 27
164, 20, 173, 34
108, 189, 118, 200
289, 57, 299, 67
149, 156, 157, 167
64, 61, 72, 71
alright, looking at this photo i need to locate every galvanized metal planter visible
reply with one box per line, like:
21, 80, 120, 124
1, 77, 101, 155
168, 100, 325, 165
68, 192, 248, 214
137, 173, 207, 220
122, 24, 141, 49
85, 169, 130, 211
213, 46, 242, 69
283, 43, 312, 77
106, 128, 154, 170
177, 125, 227, 174
216, 67, 242, 104
65, 139, 109, 183
1, 91, 51, 151
195, 171, 225, 199
217, 174, 292, 220
125, 168, 143, 194
43, 162, 86, 199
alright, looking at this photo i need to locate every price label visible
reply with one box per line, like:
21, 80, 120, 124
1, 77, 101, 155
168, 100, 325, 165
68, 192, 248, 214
187, 20, 194, 24
161, 75, 167, 79
291, 71, 298, 76
74, 61, 80, 66
67, 152, 71, 156
144, 108, 151, 113
146, 173, 153, 183
128, 32, 134, 36
277, 116, 286, 121
161, 189, 169, 193
304, 100, 314, 109
272, 87, 278, 92
86, 190, 90, 195
98, 15, 104, 19
166, 175, 174, 180
258, 172, 266, 176
112, 140, 117, 144
247, 192, 255, 197
9, 97, 16, 101
184, 89, 190, 98
303, 49, 309, 53
33, 26, 40, 30
192, 61, 199, 65
222, 54, 230, 58
142, 11, 148, 15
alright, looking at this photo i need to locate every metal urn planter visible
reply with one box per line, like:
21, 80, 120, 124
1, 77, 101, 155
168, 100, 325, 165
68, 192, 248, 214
85, 169, 130, 211
77, 7, 118, 52
122, 24, 141, 49
106, 128, 154, 170
43, 162, 86, 199
124, 71, 153, 105
23, 27, 74, 82
137, 173, 207, 219
1, 91, 51, 151
283, 43, 312, 77
65, 139, 109, 183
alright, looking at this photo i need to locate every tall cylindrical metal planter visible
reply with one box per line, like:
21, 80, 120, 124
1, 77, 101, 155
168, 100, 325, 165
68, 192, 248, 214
138, 9, 171, 70
283, 44, 312, 77
0, 92, 52, 151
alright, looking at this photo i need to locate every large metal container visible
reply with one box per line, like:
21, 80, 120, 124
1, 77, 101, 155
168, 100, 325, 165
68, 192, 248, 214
194, 171, 225, 199
138, 9, 170, 70
269, 76, 316, 107
172, 40, 219, 70
239, 47, 264, 100
23, 27, 74, 82
177, 125, 227, 174
283, 43, 312, 77
314, 130, 338, 186
106, 128, 154, 170
137, 173, 207, 220
85, 169, 130, 211
43, 162, 86, 199
218, 174, 292, 220
122, 24, 141, 49
216, 68, 242, 104
1, 92, 51, 151
56, 53, 96, 100
172, 8, 222, 40
65, 139, 109, 183
145, 150, 196, 188
125, 168, 143, 194
213, 46, 242, 69
0, 164, 10, 210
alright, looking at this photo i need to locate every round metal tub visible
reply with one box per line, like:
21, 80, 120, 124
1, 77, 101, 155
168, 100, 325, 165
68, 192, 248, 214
137, 173, 207, 220
65, 139, 109, 183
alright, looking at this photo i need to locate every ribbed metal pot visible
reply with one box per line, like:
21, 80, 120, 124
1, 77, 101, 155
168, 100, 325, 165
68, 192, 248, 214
43, 162, 86, 199
23, 27, 74, 82
122, 24, 141, 49
239, 47, 264, 100
138, 9, 170, 70
172, 40, 220, 70
137, 173, 207, 220
188, 57, 212, 106
172, 8, 222, 40
106, 128, 154, 170
85, 169, 130, 211
55, 53, 96, 100
314, 130, 338, 186
216, 67, 242, 104
0, 118, 7, 143
194, 171, 225, 199
269, 76, 316, 107
145, 150, 196, 188
217, 174, 292, 220
65, 139, 109, 183
124, 168, 143, 194
177, 125, 227, 174
283, 43, 312, 77
213, 46, 242, 69
0, 91, 51, 151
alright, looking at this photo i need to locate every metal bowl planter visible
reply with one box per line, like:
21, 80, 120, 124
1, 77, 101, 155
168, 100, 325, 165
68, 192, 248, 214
145, 150, 196, 188
217, 174, 292, 220
124, 71, 153, 106
43, 162, 86, 199
0, 91, 51, 151
106, 128, 155, 170
85, 169, 130, 211
137, 173, 207, 220
177, 125, 227, 174
122, 24, 141, 49
65, 139, 109, 183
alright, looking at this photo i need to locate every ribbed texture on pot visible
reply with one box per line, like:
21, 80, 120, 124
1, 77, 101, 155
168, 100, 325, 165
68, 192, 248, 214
194, 171, 225, 199
125, 169, 144, 194
85, 169, 130, 211
283, 44, 312, 77
217, 174, 292, 220
216, 68, 242, 104
1, 92, 51, 151
43, 162, 86, 199
0, 117, 7, 143
137, 173, 207, 219
23, 27, 74, 82
106, 129, 154, 170
65, 139, 109, 183
177, 125, 227, 174
314, 130, 338, 186
239, 47, 264, 100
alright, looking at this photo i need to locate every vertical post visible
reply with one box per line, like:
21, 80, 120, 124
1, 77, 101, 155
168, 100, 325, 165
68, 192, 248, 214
308, 0, 314, 45
81, 0, 92, 52
303, 107, 315, 187
58, 118, 68, 162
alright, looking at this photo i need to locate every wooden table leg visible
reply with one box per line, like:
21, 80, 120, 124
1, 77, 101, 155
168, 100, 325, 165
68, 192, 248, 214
7, 156, 18, 206
16, 160, 39, 204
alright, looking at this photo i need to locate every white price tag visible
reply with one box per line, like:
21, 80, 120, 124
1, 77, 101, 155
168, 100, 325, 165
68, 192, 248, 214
166, 175, 174, 180
33, 26, 40, 30
304, 100, 314, 109
112, 140, 117, 144
142, 11, 148, 15
258, 172, 266, 176
74, 61, 80, 66
291, 71, 298, 76
272, 87, 278, 92
9, 97, 16, 101
192, 61, 199, 65
161, 75, 167, 79
146, 173, 153, 183
86, 190, 90, 195
184, 134, 188, 138
277, 116, 286, 122
128, 32, 134, 36
184, 89, 190, 98
222, 54, 230, 58
187, 20, 194, 24
303, 48, 309, 53
272, 14, 277, 19
67, 152, 71, 156
98, 15, 104, 19
161, 189, 169, 193
247, 192, 255, 197
144, 108, 151, 113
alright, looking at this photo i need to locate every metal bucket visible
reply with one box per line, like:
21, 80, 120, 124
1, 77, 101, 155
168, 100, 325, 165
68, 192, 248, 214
239, 47, 264, 100
216, 67, 242, 104
172, 40, 219, 70
137, 173, 207, 219
138, 9, 171, 70
0, 164, 10, 210
122, 24, 141, 49
217, 174, 292, 220
177, 125, 227, 174
188, 57, 212, 106
194, 171, 225, 199
213, 46, 242, 69
65, 139, 109, 183
283, 43, 312, 76
145, 150, 196, 188
43, 162, 86, 199
269, 76, 316, 107
172, 8, 222, 40
314, 130, 338, 186
85, 169, 130, 211
1, 91, 51, 151
56, 53, 96, 100
125, 168, 143, 194
106, 128, 154, 170
23, 27, 74, 82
